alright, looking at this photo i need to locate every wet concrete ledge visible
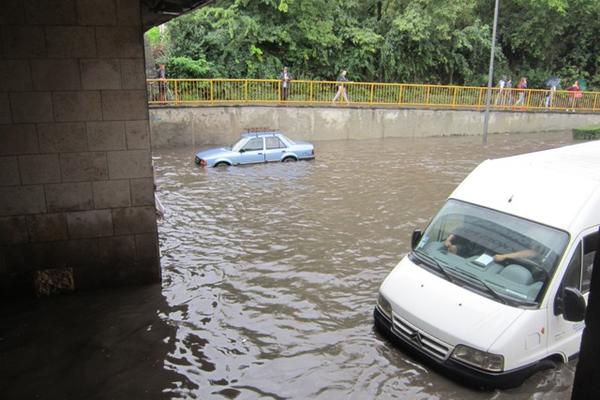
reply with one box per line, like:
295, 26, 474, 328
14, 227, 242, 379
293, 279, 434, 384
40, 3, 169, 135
149, 105, 600, 148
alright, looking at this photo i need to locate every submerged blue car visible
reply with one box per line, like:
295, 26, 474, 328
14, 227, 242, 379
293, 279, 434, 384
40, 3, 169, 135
195, 131, 315, 167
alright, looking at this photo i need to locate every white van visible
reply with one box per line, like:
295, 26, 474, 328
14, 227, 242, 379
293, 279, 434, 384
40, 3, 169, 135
374, 140, 599, 388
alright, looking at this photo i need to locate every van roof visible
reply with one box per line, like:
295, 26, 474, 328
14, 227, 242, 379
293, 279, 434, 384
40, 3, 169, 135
450, 140, 600, 232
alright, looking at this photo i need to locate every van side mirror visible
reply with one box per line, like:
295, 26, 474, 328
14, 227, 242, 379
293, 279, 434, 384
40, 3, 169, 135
411, 229, 422, 250
558, 287, 587, 322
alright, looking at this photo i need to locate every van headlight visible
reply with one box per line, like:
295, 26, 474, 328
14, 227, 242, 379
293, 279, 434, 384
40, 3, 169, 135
451, 345, 504, 372
377, 292, 393, 320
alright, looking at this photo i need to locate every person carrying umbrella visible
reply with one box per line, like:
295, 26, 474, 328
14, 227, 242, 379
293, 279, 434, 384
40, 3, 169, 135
543, 76, 560, 108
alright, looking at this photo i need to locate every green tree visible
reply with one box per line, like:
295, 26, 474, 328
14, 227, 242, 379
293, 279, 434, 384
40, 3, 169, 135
379, 0, 495, 85
155, 0, 599, 90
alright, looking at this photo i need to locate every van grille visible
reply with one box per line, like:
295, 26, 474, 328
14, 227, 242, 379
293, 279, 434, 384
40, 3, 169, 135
392, 313, 452, 360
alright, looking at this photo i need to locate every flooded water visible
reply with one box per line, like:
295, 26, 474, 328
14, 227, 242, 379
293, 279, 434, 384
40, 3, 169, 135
153, 131, 576, 399
0, 131, 579, 399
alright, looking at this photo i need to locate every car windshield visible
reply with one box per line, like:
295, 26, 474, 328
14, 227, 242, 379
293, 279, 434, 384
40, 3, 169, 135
231, 138, 246, 152
413, 199, 569, 306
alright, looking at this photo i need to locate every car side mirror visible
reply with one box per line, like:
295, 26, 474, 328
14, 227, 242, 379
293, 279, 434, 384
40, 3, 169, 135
558, 287, 587, 322
411, 229, 422, 250
239, 149, 246, 153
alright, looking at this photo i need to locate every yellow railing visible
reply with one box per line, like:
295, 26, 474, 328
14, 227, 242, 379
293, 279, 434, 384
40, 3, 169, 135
147, 78, 600, 113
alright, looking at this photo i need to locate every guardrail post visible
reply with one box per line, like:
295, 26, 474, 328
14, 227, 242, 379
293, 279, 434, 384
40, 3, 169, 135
593, 93, 598, 111
278, 81, 281, 102
425, 85, 431, 107
370, 83, 374, 104
397, 84, 404, 105
210, 80, 214, 102
244, 80, 248, 102
452, 87, 458, 108
310, 81, 313, 103
525, 89, 531, 109
174, 80, 178, 103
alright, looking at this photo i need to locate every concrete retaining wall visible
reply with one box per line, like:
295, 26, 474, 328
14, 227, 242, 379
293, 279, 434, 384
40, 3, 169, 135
149, 105, 600, 148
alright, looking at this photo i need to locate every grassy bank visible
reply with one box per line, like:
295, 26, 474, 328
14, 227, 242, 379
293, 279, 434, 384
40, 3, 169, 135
573, 126, 600, 140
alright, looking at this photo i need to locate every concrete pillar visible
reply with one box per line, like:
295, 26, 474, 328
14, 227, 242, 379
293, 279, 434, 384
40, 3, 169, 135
0, 0, 160, 296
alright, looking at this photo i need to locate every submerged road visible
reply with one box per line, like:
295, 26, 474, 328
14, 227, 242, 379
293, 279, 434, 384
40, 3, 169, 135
0, 131, 577, 399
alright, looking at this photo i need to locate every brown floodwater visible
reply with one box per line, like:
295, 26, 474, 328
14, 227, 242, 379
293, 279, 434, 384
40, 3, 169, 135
0, 131, 579, 399
153, 131, 577, 399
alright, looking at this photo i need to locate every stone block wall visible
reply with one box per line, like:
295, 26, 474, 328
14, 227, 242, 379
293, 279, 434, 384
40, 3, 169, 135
0, 0, 160, 296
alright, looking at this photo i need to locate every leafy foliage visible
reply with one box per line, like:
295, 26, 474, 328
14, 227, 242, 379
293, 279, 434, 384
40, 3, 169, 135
166, 56, 216, 78
146, 26, 169, 63
145, 0, 600, 89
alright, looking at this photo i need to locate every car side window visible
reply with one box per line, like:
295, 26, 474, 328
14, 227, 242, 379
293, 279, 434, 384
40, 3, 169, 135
582, 232, 599, 293
266, 137, 285, 149
242, 138, 263, 151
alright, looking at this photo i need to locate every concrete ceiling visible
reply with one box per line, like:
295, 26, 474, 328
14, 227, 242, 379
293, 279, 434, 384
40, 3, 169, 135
141, 0, 213, 31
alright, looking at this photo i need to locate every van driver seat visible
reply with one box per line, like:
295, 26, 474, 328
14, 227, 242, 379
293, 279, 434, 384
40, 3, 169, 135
500, 264, 534, 285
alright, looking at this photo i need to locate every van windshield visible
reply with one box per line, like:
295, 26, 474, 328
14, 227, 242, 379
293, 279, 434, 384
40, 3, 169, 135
413, 200, 569, 306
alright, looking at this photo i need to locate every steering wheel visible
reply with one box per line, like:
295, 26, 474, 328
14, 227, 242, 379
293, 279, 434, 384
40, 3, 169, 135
505, 256, 549, 283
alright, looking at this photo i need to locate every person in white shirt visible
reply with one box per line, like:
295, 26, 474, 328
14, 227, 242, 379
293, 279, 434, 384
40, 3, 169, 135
279, 67, 292, 101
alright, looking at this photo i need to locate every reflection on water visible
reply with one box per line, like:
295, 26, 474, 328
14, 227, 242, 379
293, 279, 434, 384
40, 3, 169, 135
154, 132, 576, 399
0, 285, 182, 399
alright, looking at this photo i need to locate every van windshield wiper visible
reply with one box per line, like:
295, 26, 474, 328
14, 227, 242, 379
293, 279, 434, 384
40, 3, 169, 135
454, 269, 507, 305
412, 250, 454, 284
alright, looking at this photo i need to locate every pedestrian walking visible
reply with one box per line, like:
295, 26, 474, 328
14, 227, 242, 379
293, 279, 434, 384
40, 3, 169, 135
495, 76, 506, 106
514, 77, 527, 107
543, 76, 560, 108
505, 78, 513, 105
567, 80, 582, 111
332, 70, 350, 105
157, 63, 167, 102
544, 86, 557, 108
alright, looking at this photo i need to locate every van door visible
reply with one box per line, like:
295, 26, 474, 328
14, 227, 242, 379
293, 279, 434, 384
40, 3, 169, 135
547, 228, 598, 358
